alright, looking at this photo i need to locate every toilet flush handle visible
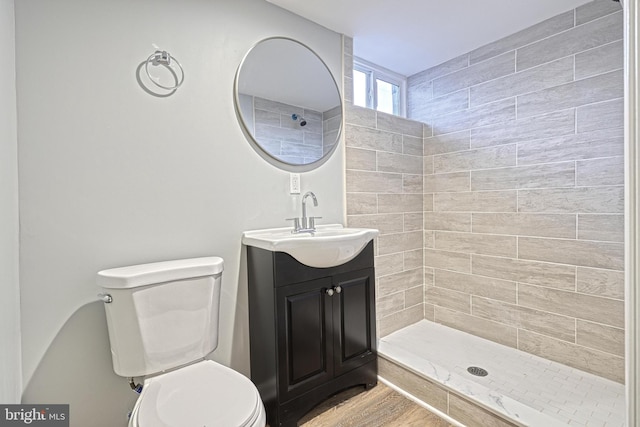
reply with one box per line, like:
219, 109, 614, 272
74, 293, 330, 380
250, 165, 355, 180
98, 293, 113, 303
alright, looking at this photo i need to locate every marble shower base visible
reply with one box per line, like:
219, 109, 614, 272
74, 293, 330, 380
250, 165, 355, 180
378, 320, 625, 426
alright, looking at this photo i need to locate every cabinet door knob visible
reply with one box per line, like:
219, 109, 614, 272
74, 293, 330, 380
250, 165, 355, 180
334, 286, 342, 294
326, 288, 334, 296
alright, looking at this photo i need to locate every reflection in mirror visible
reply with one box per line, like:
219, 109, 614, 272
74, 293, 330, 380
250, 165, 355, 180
235, 37, 342, 167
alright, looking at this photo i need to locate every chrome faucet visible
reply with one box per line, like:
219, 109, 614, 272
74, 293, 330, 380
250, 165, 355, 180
301, 191, 318, 229
287, 191, 321, 233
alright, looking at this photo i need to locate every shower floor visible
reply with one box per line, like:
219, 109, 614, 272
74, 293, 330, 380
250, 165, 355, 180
378, 320, 625, 427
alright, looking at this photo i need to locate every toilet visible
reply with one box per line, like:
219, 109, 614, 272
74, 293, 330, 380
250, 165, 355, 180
97, 256, 266, 427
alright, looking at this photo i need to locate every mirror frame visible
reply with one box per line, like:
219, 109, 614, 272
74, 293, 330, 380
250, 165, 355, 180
233, 37, 343, 171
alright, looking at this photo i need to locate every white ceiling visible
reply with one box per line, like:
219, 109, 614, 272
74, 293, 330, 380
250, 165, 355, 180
266, 0, 594, 77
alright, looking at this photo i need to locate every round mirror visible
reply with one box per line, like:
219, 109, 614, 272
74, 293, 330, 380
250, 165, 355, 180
234, 37, 342, 168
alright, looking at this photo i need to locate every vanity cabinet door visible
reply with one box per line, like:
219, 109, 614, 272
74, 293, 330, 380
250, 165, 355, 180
331, 268, 376, 377
276, 277, 334, 402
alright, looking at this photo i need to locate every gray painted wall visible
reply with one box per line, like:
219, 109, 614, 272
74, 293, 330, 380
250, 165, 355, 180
15, 0, 344, 425
0, 0, 21, 404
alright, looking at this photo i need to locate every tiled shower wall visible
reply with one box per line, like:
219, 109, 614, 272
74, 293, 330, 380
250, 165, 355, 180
412, 0, 624, 382
343, 37, 429, 338
344, 0, 625, 383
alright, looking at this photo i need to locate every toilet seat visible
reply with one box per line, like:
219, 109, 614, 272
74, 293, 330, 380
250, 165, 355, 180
129, 360, 265, 427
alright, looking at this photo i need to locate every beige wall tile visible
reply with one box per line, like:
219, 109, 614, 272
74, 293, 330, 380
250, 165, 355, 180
378, 151, 423, 174
433, 51, 515, 98
518, 283, 624, 328
576, 0, 623, 25
424, 249, 470, 273
346, 170, 403, 193
434, 307, 517, 348
518, 186, 624, 214
412, 89, 469, 122
472, 213, 576, 239
376, 111, 424, 137
377, 292, 404, 318
471, 57, 573, 107
424, 130, 470, 156
517, 70, 623, 119
424, 172, 470, 193
576, 156, 624, 187
518, 236, 624, 270
424, 212, 472, 232
375, 253, 404, 277
432, 98, 516, 135
403, 135, 423, 156
345, 147, 376, 171
517, 11, 623, 71
423, 193, 434, 212
470, 109, 575, 148
577, 98, 623, 133
472, 254, 576, 290
379, 268, 424, 297
471, 162, 575, 191
433, 144, 516, 174
434, 190, 517, 212
377, 231, 423, 255
471, 297, 575, 342
404, 213, 423, 232
575, 40, 623, 80
424, 267, 434, 285
346, 193, 377, 215
423, 156, 434, 175
518, 329, 624, 383
517, 128, 624, 166
403, 249, 423, 270
403, 174, 423, 193
435, 269, 516, 303
345, 124, 403, 152
469, 11, 574, 65
424, 230, 434, 248
410, 53, 469, 83
576, 267, 624, 300
405, 286, 424, 308
576, 320, 624, 357
345, 104, 376, 128
435, 231, 517, 257
378, 304, 424, 337
578, 214, 624, 242
407, 79, 434, 120
425, 286, 471, 313
347, 213, 404, 235
378, 194, 423, 213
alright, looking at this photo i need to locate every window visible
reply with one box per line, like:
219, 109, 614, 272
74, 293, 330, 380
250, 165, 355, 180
353, 57, 406, 117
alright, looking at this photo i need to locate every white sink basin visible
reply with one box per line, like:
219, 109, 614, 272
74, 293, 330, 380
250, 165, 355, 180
242, 224, 379, 268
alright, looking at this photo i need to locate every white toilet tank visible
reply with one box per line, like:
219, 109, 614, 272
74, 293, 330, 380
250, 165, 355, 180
97, 257, 224, 378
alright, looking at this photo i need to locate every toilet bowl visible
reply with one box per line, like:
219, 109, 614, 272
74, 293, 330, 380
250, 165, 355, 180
97, 257, 266, 427
129, 360, 266, 427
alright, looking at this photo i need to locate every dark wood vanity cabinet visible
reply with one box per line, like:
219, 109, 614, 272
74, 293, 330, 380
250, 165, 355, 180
247, 241, 377, 427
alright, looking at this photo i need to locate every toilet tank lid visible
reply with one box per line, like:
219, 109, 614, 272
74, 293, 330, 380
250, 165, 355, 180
97, 257, 224, 289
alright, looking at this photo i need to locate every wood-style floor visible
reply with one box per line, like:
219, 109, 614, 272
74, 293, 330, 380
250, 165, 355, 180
298, 383, 455, 427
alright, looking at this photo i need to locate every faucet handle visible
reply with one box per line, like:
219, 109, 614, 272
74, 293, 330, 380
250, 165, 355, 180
308, 216, 322, 229
285, 217, 301, 232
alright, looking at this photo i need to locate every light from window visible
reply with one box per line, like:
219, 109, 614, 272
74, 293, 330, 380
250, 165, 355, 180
353, 69, 369, 109
376, 78, 400, 115
353, 57, 406, 117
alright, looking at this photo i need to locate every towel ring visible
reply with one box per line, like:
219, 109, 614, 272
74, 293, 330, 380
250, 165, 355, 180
144, 50, 184, 91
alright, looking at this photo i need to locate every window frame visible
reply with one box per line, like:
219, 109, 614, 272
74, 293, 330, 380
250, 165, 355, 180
353, 56, 407, 117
